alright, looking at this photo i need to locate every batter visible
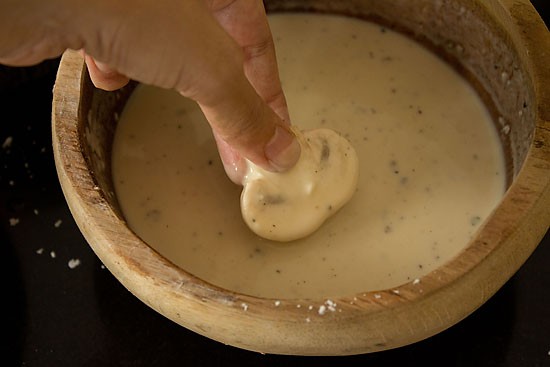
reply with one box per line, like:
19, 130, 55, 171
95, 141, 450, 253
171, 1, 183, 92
111, 14, 506, 299
241, 128, 359, 242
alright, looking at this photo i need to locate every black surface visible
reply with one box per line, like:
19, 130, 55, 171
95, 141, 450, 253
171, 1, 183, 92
1, 3, 549, 366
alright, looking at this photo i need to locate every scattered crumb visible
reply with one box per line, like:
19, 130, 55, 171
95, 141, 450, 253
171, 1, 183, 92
296, 304, 301, 308
374, 293, 382, 299
305, 317, 311, 323
100, 264, 105, 269
68, 258, 81, 269
241, 303, 248, 311
308, 305, 313, 310
274, 300, 281, 307
50, 251, 56, 258
318, 305, 327, 315
413, 278, 421, 285
54, 219, 62, 228
2, 136, 13, 149
33, 209, 39, 215
392, 289, 400, 295
36, 248, 44, 255
9, 180, 15, 186
325, 299, 337, 312
9, 218, 19, 226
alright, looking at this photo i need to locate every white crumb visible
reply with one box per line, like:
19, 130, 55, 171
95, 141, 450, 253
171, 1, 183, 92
318, 305, 326, 315
374, 293, 382, 299
325, 299, 337, 312
241, 303, 248, 311
274, 300, 281, 307
9, 218, 19, 226
54, 219, 62, 228
50, 251, 56, 258
68, 258, 81, 269
36, 248, 44, 255
413, 278, 421, 285
33, 209, 39, 215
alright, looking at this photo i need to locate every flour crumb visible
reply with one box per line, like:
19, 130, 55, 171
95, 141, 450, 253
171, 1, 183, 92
241, 303, 248, 311
8, 180, 15, 186
413, 278, 421, 285
33, 209, 39, 215
50, 251, 56, 258
68, 258, 81, 269
392, 289, 400, 295
305, 317, 311, 323
36, 248, 44, 255
2, 136, 13, 149
100, 264, 105, 269
9, 218, 19, 226
325, 299, 337, 312
374, 293, 382, 299
318, 305, 327, 315
54, 219, 62, 228
274, 300, 281, 307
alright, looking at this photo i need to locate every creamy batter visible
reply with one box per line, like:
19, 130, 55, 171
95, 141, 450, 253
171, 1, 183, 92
111, 14, 506, 299
241, 128, 359, 242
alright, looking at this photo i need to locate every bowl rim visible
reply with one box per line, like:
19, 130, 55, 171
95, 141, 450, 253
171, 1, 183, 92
51, 0, 550, 356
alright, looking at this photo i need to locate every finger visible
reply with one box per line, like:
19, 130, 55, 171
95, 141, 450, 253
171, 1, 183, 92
212, 130, 246, 184
208, 0, 290, 123
83, 53, 130, 91
197, 72, 300, 180
71, 0, 299, 179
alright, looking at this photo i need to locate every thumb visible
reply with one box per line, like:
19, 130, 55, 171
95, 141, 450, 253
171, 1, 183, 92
197, 78, 300, 184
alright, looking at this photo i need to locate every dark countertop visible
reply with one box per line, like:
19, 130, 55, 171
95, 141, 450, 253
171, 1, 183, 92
1, 3, 549, 366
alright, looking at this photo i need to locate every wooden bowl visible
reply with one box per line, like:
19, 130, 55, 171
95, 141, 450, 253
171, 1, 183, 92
52, 0, 550, 356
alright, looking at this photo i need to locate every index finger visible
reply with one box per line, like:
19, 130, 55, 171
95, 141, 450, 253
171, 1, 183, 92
207, 0, 290, 123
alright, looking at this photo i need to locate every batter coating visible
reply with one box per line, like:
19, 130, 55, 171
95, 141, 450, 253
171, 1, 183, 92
241, 128, 359, 242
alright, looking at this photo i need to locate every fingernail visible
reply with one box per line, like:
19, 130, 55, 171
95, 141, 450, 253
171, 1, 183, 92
265, 126, 301, 171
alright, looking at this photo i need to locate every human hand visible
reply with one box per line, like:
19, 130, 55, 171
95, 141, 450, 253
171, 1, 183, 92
0, 0, 300, 183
